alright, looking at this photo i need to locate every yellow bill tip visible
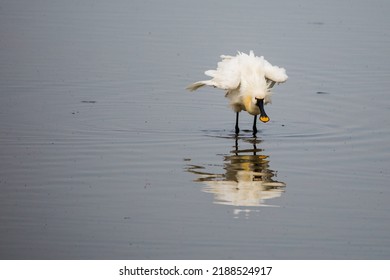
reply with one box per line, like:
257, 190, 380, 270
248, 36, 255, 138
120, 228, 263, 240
260, 116, 270, 123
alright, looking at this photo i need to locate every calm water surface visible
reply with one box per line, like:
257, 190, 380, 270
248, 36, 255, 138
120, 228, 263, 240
1, 0, 390, 259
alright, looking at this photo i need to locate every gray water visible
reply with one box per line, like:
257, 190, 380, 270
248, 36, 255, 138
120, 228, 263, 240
1, 0, 390, 259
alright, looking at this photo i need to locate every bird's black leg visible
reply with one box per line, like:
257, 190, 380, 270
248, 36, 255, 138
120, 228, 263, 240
252, 115, 258, 136
235, 112, 240, 135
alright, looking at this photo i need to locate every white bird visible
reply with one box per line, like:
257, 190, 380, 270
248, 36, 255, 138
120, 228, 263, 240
187, 51, 288, 135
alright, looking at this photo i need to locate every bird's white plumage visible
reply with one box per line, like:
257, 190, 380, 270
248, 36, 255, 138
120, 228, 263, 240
187, 51, 287, 116
187, 51, 287, 133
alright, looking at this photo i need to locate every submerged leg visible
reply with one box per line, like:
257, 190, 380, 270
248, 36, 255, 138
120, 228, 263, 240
235, 112, 240, 135
252, 115, 258, 135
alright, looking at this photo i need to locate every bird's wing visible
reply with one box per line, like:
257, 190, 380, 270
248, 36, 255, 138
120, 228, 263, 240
186, 80, 215, 91
204, 55, 241, 90
263, 59, 288, 84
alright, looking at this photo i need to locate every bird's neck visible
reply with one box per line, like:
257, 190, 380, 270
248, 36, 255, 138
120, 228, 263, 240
243, 96, 260, 115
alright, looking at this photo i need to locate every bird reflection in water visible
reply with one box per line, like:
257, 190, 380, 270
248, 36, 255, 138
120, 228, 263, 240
186, 137, 286, 210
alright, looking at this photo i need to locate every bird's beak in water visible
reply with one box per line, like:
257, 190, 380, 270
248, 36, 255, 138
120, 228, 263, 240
256, 98, 270, 123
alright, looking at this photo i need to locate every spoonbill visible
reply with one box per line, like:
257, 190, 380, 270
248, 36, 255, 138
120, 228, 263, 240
187, 51, 288, 135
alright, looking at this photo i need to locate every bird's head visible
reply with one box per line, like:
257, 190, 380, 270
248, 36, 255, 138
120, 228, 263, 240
243, 72, 271, 123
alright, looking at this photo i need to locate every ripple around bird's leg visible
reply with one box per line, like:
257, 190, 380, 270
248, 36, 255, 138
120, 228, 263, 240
202, 129, 266, 141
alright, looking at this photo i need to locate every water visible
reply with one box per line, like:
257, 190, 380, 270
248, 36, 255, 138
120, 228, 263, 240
1, 0, 390, 259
